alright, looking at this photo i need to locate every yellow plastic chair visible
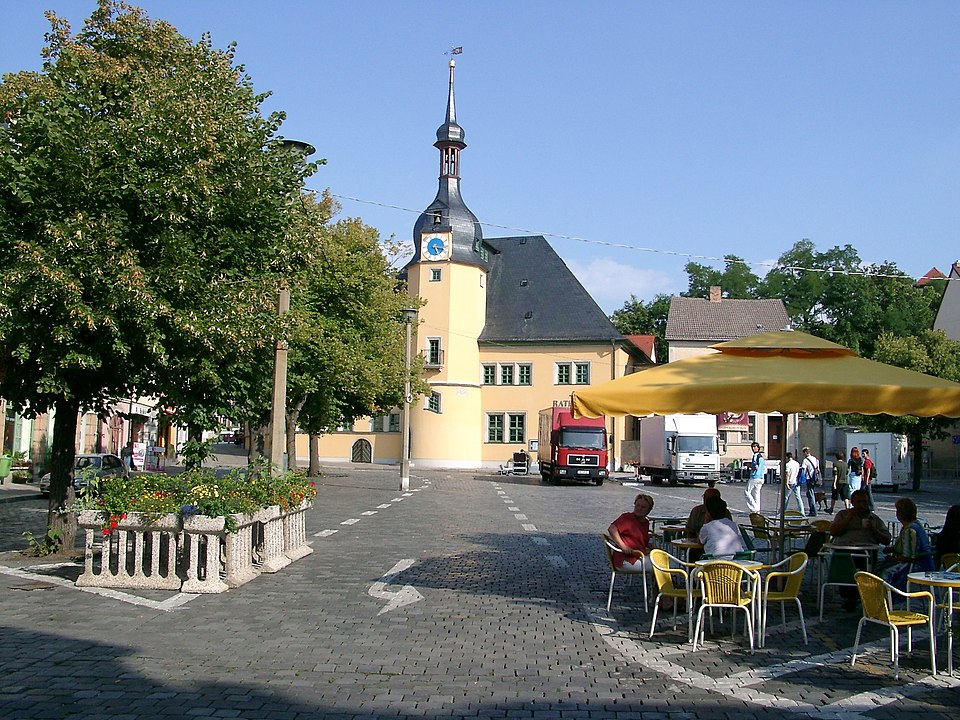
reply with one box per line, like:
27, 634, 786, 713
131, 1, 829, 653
940, 552, 960, 571
601, 533, 649, 613
692, 561, 757, 654
811, 519, 832, 533
851, 571, 936, 680
747, 514, 774, 557
648, 549, 701, 639
760, 552, 808, 647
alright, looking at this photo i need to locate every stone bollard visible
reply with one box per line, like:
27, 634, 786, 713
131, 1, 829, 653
258, 505, 290, 573
222, 512, 261, 588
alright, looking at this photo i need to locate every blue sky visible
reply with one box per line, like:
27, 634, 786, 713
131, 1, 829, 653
3, 1, 958, 313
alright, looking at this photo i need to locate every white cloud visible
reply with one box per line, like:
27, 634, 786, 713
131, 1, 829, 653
567, 257, 681, 315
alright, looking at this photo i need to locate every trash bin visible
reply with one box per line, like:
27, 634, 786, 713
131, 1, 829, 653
0, 455, 12, 483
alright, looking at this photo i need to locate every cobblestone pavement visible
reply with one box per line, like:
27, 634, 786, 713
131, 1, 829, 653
1, 466, 958, 719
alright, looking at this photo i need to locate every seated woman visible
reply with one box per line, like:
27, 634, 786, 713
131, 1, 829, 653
936, 504, 960, 569
698, 495, 746, 560
878, 497, 934, 590
607, 493, 654, 572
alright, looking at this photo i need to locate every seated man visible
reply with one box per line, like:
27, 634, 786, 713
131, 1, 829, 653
699, 495, 746, 560
828, 489, 892, 610
685, 488, 731, 561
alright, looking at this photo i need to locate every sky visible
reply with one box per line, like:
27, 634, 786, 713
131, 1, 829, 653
2, 1, 958, 314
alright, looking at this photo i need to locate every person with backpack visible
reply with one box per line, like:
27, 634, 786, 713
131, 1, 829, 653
801, 447, 821, 517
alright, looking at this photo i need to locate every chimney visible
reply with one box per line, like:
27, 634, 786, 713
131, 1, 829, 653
709, 286, 722, 303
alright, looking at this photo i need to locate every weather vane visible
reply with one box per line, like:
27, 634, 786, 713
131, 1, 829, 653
445, 46, 463, 56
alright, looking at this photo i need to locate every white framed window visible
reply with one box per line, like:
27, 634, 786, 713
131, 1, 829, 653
556, 361, 590, 385
517, 364, 532, 385
426, 338, 443, 366
486, 413, 525, 443
482, 364, 497, 385
500, 365, 514, 385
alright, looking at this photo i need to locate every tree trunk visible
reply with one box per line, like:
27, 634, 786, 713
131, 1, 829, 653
285, 397, 306, 472
911, 431, 924, 491
47, 397, 79, 555
308, 434, 320, 477
248, 423, 268, 465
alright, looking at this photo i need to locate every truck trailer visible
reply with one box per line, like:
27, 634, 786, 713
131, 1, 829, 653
844, 432, 909, 493
538, 404, 608, 485
636, 413, 723, 487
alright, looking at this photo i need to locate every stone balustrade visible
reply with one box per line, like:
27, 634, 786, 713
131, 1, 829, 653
74, 502, 312, 594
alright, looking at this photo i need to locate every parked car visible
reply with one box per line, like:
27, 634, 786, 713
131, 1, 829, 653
38, 453, 129, 496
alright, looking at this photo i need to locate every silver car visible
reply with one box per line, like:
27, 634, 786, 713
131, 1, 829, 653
38, 453, 129, 496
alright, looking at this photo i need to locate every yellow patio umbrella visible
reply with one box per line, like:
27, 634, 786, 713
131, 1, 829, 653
572, 330, 960, 419
572, 329, 960, 557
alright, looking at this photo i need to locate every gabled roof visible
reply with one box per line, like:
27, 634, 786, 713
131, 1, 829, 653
624, 334, 656, 364
478, 236, 623, 344
665, 296, 790, 342
915, 266, 946, 287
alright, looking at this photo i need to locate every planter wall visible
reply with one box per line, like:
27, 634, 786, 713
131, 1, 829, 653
76, 511, 181, 590
73, 502, 312, 593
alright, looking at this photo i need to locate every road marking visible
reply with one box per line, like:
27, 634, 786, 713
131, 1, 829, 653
521, 523, 537, 531
391, 497, 404, 502
376, 504, 392, 509
368, 559, 424, 615
514, 514, 528, 520
313, 529, 338, 537
0, 564, 197, 612
507, 506, 520, 511
361, 511, 377, 516
341, 518, 360, 525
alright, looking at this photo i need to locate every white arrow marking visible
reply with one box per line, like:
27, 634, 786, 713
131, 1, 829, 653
368, 559, 424, 615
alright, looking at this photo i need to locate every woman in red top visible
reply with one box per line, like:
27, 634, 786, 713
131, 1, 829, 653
607, 493, 654, 571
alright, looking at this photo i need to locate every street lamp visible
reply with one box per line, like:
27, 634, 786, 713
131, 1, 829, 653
400, 307, 418, 490
269, 138, 315, 475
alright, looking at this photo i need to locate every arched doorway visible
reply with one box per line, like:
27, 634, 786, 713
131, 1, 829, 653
351, 439, 372, 463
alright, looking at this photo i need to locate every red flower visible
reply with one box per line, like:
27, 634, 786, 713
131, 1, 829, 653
109, 520, 118, 529
102, 528, 111, 536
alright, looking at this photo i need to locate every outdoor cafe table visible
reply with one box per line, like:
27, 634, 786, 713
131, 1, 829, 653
670, 538, 703, 563
660, 524, 687, 544
908, 571, 960, 675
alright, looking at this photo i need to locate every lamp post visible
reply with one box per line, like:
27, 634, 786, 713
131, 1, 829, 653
400, 307, 418, 490
269, 138, 315, 476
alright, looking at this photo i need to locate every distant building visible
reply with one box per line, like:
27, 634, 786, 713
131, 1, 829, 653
664, 286, 791, 466
302, 61, 651, 472
933, 262, 960, 341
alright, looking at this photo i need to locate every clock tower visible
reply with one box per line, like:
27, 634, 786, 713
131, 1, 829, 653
405, 58, 489, 468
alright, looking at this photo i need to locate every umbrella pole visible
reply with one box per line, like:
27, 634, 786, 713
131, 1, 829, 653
776, 411, 790, 561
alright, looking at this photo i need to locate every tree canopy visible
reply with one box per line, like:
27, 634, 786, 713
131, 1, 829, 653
0, 1, 319, 544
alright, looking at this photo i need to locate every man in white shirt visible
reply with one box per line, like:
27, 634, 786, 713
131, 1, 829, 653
782, 451, 804, 515
699, 495, 746, 559
801, 447, 821, 517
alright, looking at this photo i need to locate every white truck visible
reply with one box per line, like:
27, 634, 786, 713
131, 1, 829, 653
844, 432, 910, 493
636, 413, 723, 487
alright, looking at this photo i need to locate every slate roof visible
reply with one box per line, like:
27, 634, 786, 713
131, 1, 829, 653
478, 236, 624, 344
665, 296, 790, 342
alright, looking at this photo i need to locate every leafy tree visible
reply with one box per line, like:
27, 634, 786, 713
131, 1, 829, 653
609, 293, 671, 364
855, 330, 960, 489
0, 1, 317, 548
282, 200, 426, 472
684, 255, 761, 299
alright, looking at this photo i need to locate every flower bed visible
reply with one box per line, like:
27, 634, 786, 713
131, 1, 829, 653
73, 468, 316, 593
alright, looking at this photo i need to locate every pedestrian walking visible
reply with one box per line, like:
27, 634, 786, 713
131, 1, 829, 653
800, 447, 821, 517
782, 451, 804, 515
744, 441, 765, 514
